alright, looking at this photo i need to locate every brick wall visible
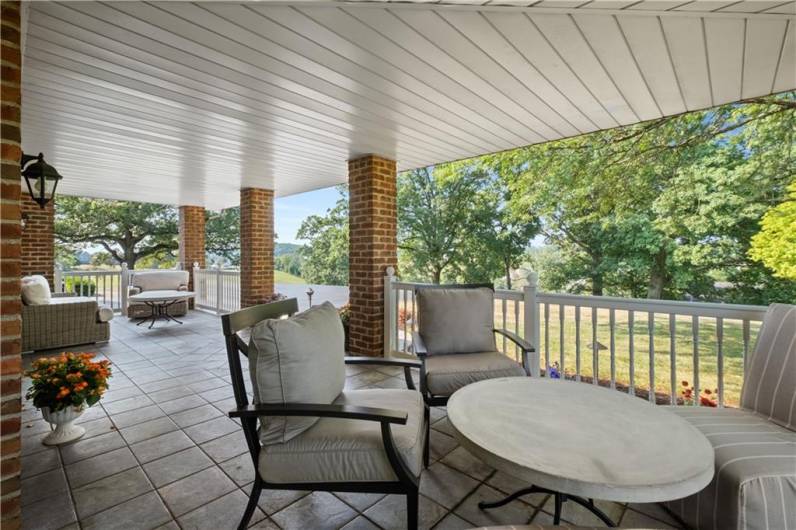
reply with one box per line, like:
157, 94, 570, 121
240, 188, 274, 308
0, 2, 23, 528
348, 155, 397, 356
178, 205, 205, 297
20, 193, 53, 285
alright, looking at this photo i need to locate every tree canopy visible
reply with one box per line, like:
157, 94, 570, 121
296, 187, 349, 285
749, 182, 796, 281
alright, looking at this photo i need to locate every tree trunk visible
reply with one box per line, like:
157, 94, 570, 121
592, 274, 604, 296
504, 258, 512, 290
647, 247, 668, 299
432, 267, 442, 285
124, 248, 137, 269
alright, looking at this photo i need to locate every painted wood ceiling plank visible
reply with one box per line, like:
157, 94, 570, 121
530, 12, 639, 125
292, 6, 526, 149
163, 2, 489, 156
368, 8, 549, 143
660, 16, 713, 110
435, 9, 585, 136
704, 17, 745, 104
572, 13, 661, 120
743, 17, 789, 97
718, 1, 792, 13
59, 2, 468, 161
764, 2, 796, 14
773, 20, 795, 92
625, 1, 692, 10
673, 1, 739, 11
484, 11, 617, 129
616, 15, 686, 115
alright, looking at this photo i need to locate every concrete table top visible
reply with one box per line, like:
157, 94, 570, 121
447, 377, 714, 503
129, 290, 195, 302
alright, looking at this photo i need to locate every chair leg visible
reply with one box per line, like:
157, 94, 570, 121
406, 487, 419, 530
423, 405, 431, 468
238, 477, 263, 530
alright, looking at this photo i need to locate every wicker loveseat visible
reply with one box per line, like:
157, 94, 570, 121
127, 270, 190, 319
22, 293, 112, 352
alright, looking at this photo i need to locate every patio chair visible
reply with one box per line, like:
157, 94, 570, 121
665, 303, 796, 530
412, 284, 533, 465
222, 299, 427, 530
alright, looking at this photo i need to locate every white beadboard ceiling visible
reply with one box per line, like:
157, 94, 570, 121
20, 0, 796, 209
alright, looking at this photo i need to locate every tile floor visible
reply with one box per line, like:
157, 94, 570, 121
20, 310, 685, 530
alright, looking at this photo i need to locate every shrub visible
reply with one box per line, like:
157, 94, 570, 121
65, 277, 97, 297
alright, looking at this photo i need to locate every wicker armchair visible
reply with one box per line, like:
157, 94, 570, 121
22, 293, 112, 352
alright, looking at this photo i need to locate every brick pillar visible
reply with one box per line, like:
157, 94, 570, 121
20, 194, 54, 285
240, 188, 274, 308
0, 2, 23, 528
178, 205, 205, 299
348, 155, 397, 356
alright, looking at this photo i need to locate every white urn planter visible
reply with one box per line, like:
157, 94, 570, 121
41, 406, 85, 445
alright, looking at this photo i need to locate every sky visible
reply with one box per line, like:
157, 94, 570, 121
274, 186, 341, 244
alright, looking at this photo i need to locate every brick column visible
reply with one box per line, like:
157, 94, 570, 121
20, 194, 54, 285
178, 205, 205, 299
1, 2, 23, 528
240, 188, 274, 308
348, 155, 397, 356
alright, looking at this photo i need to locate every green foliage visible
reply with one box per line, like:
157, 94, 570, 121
297, 186, 349, 286
749, 182, 796, 280
89, 251, 114, 267
56, 197, 178, 269
205, 207, 240, 266
275, 253, 303, 277
64, 276, 96, 297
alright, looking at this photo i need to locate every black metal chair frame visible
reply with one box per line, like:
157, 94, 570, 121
411, 284, 535, 466
221, 298, 427, 530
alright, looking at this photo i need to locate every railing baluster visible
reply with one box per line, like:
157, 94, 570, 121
575, 306, 581, 382
648, 312, 655, 403
669, 313, 676, 406
502, 298, 509, 355
559, 303, 565, 381
394, 287, 400, 353
717, 317, 724, 408
742, 319, 751, 374
628, 310, 635, 396
591, 307, 598, 385
692, 315, 700, 407
402, 288, 408, 353
543, 302, 549, 374
514, 300, 521, 361
609, 308, 616, 390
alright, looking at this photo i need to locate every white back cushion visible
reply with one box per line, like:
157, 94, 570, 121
21, 275, 51, 305
417, 287, 496, 355
131, 270, 189, 292
248, 302, 346, 445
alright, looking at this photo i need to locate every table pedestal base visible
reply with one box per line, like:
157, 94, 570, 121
478, 485, 616, 527
136, 300, 184, 329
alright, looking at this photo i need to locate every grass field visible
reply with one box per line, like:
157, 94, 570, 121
397, 300, 758, 407
275, 270, 306, 284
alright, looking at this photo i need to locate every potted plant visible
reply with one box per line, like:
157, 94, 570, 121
25, 353, 112, 445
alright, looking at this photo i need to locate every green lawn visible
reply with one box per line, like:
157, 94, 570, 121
275, 270, 305, 284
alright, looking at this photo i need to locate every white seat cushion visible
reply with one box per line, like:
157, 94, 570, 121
21, 275, 51, 305
258, 388, 425, 483
425, 352, 526, 397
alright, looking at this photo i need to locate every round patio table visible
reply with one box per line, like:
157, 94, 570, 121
129, 290, 195, 329
446, 377, 714, 526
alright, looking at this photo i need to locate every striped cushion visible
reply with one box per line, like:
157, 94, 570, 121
665, 407, 796, 530
740, 304, 796, 430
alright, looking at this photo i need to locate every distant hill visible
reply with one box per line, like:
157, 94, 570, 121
275, 243, 302, 256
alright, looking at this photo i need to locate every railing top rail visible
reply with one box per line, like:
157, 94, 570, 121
61, 270, 120, 276
537, 292, 767, 320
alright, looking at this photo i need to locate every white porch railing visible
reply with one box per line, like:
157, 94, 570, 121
193, 265, 241, 314
384, 269, 767, 407
54, 265, 124, 312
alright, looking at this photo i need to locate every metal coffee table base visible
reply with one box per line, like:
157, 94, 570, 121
479, 485, 616, 527
136, 300, 184, 329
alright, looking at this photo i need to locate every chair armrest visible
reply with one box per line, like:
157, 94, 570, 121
228, 403, 408, 425
128, 286, 141, 296
178, 285, 188, 291
344, 357, 421, 369
493, 329, 534, 352
412, 332, 428, 357
51, 292, 72, 298
345, 357, 420, 390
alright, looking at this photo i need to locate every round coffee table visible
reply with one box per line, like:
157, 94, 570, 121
447, 377, 714, 526
129, 290, 195, 329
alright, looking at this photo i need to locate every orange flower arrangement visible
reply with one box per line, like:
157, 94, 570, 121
25, 353, 112, 412
680, 380, 718, 407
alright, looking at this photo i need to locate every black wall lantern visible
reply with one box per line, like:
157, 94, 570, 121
21, 152, 63, 209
